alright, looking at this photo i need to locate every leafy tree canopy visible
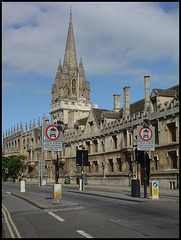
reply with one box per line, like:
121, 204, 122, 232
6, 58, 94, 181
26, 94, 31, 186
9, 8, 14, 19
2, 155, 26, 178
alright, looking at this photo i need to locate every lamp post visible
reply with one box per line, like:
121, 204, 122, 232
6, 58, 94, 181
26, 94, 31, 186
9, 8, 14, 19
143, 119, 149, 198
79, 145, 85, 191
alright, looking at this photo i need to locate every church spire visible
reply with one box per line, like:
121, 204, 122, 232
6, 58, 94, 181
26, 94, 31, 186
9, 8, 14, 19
63, 9, 78, 70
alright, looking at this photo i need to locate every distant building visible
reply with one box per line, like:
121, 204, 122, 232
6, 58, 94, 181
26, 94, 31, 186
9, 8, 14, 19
3, 12, 179, 189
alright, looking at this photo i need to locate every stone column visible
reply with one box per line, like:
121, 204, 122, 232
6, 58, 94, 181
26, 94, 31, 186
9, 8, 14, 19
114, 94, 121, 112
123, 86, 130, 118
144, 75, 150, 112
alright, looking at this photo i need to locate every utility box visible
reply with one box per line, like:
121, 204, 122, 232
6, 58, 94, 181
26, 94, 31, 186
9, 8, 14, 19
53, 184, 62, 202
131, 179, 140, 198
20, 180, 26, 193
150, 181, 159, 199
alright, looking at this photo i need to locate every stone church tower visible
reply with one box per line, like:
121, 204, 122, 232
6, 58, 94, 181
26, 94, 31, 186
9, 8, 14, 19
50, 11, 92, 128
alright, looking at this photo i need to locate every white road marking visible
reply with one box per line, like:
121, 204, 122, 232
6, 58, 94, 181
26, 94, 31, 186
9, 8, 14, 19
77, 230, 94, 238
2, 204, 21, 238
6, 191, 12, 195
46, 211, 65, 222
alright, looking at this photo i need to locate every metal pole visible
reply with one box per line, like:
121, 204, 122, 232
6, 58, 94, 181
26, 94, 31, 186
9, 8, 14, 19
40, 150, 43, 187
40, 123, 44, 187
136, 153, 138, 180
144, 151, 147, 198
56, 152, 59, 184
82, 152, 84, 191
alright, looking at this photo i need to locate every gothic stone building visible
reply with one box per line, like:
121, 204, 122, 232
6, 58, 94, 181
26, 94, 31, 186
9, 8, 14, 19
2, 13, 179, 189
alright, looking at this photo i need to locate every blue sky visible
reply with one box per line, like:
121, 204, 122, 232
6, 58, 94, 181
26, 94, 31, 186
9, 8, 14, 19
2, 2, 179, 137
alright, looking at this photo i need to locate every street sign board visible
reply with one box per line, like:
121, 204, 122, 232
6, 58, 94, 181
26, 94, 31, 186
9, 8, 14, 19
42, 123, 63, 151
137, 126, 155, 151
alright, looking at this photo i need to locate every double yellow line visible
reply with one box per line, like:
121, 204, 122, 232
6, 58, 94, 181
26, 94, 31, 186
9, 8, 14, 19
2, 204, 21, 238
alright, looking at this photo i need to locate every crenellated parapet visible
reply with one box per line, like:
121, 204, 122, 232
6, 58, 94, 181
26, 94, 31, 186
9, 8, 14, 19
3, 117, 44, 141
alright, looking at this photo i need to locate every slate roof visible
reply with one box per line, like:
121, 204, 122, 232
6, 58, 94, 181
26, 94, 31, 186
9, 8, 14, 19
92, 108, 122, 121
75, 117, 88, 126
130, 99, 145, 115
151, 84, 179, 98
75, 84, 179, 127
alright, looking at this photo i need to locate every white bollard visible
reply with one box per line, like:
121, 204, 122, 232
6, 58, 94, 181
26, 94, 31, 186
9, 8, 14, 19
20, 180, 26, 193
150, 181, 159, 199
53, 184, 62, 203
79, 179, 83, 191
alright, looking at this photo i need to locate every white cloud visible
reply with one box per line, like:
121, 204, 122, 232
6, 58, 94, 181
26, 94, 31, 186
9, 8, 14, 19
34, 88, 50, 95
2, 2, 179, 83
2, 80, 26, 93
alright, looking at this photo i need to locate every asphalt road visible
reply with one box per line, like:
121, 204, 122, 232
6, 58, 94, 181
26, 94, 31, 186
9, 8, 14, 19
2, 182, 179, 238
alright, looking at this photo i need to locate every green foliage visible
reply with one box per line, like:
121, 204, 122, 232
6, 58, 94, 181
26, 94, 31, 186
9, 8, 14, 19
2, 155, 26, 178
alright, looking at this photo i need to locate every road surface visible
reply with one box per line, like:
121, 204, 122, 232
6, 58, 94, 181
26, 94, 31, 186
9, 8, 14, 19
2, 182, 179, 238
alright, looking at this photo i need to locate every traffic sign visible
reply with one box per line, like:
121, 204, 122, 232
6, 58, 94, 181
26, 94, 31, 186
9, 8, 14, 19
150, 181, 159, 199
137, 126, 155, 151
42, 123, 63, 151
46, 125, 60, 141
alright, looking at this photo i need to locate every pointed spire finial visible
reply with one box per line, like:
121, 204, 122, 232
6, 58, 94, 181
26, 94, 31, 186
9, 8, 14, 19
70, 6, 72, 20
38, 117, 40, 128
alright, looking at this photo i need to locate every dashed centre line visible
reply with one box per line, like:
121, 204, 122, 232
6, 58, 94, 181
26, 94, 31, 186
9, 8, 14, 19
77, 230, 94, 238
45, 210, 65, 222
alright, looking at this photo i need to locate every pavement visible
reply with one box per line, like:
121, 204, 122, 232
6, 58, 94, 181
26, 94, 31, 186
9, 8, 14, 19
3, 181, 179, 210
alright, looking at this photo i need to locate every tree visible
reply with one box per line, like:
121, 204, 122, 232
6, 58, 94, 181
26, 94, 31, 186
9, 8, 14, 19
2, 155, 26, 179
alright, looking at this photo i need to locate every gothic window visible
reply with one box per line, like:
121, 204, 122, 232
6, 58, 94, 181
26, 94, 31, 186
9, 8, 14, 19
129, 133, 132, 146
18, 139, 20, 149
168, 151, 177, 169
151, 97, 157, 111
167, 122, 176, 142
72, 79, 76, 95
92, 140, 98, 153
93, 160, 98, 172
112, 135, 117, 149
89, 121, 94, 132
117, 158, 122, 172
123, 130, 127, 147
152, 122, 159, 145
153, 156, 158, 170
86, 141, 90, 153
108, 159, 114, 172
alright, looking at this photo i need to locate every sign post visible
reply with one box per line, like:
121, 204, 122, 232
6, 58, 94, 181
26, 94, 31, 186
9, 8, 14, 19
76, 149, 89, 191
40, 122, 63, 186
137, 124, 155, 198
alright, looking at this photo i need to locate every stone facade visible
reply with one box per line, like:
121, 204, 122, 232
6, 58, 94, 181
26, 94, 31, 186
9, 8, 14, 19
2, 12, 179, 189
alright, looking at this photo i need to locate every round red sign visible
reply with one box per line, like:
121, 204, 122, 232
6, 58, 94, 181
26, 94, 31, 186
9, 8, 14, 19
139, 127, 153, 141
45, 125, 60, 141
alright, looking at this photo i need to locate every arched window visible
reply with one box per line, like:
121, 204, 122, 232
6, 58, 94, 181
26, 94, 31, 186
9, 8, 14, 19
72, 79, 76, 95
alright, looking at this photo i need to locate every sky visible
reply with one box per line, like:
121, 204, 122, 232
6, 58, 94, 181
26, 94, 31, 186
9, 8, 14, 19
2, 2, 179, 137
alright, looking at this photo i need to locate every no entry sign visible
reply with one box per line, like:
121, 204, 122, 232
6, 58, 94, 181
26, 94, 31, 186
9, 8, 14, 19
137, 126, 155, 151
42, 123, 63, 151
